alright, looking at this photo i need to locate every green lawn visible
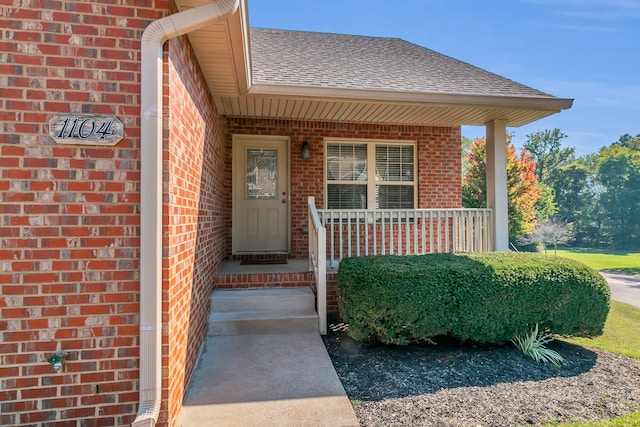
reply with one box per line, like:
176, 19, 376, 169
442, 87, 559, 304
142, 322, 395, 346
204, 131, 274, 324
549, 249, 640, 426
554, 249, 640, 274
548, 412, 640, 427
561, 301, 640, 359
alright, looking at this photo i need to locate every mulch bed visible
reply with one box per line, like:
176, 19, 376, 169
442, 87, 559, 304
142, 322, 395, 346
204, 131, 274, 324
323, 321, 640, 427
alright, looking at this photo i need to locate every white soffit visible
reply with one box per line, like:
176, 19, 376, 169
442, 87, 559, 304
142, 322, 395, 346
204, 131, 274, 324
215, 95, 568, 127
174, 0, 250, 97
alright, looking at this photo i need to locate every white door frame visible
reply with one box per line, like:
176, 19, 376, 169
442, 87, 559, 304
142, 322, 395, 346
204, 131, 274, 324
232, 134, 291, 254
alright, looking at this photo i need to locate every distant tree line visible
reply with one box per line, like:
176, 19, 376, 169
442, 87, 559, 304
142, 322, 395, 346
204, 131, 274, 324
462, 130, 640, 250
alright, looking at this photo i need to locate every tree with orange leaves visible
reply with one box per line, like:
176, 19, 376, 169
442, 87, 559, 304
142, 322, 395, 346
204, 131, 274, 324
462, 136, 541, 239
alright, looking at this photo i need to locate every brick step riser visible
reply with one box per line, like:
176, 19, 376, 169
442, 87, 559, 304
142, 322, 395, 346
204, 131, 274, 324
213, 272, 315, 290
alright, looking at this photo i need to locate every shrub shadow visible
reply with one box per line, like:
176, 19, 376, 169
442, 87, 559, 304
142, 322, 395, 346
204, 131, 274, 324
323, 319, 599, 402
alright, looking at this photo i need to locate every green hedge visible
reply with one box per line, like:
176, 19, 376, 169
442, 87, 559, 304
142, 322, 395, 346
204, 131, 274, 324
337, 252, 610, 345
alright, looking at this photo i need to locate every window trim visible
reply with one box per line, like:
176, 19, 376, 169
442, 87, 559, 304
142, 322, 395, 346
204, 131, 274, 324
324, 138, 417, 210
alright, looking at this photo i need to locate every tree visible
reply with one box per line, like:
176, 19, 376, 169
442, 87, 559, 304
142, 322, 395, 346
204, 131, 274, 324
523, 129, 575, 185
615, 133, 640, 150
593, 142, 640, 248
461, 136, 474, 175
550, 160, 597, 246
534, 182, 558, 223
462, 137, 541, 239
517, 220, 574, 255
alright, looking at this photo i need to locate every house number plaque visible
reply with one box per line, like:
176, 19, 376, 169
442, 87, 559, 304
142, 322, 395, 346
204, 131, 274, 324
49, 114, 124, 146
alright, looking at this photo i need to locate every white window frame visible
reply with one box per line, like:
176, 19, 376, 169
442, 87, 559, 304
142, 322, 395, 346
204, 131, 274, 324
324, 138, 417, 210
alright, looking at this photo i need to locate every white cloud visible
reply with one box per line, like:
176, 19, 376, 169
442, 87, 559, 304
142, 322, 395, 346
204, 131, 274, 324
553, 24, 615, 32
522, 0, 640, 19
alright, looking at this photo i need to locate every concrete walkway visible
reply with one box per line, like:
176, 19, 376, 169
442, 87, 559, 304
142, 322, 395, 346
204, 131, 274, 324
599, 271, 640, 308
180, 333, 359, 427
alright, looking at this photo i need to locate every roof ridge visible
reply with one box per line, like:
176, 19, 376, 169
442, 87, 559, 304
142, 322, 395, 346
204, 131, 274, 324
251, 26, 404, 42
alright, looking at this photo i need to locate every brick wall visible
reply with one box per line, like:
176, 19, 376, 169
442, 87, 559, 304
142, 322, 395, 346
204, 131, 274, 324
226, 118, 462, 259
0, 1, 172, 426
162, 35, 228, 426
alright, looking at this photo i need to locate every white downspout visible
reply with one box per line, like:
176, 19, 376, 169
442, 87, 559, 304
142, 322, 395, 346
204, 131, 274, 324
134, 1, 240, 426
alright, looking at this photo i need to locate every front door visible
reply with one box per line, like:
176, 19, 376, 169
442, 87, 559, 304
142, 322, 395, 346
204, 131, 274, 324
232, 135, 289, 253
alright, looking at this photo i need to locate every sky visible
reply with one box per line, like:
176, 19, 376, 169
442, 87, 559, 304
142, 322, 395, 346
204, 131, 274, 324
247, 0, 640, 157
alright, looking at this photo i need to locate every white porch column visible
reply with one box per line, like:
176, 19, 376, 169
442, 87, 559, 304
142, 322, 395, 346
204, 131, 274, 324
486, 120, 509, 251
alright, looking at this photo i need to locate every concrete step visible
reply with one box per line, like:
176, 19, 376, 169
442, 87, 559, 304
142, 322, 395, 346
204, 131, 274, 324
208, 310, 319, 336
211, 287, 315, 313
208, 288, 319, 336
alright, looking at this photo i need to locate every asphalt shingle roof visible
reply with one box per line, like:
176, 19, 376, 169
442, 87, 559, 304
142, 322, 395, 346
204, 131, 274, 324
250, 27, 555, 99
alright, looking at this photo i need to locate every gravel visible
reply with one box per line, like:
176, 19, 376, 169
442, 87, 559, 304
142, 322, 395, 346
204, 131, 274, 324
323, 321, 640, 427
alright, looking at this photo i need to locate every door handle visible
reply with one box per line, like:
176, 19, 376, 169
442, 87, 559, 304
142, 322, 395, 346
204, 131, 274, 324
282, 199, 287, 204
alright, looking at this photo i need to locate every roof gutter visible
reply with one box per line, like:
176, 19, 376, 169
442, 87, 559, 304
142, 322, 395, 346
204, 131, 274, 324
134, 1, 240, 426
249, 84, 574, 111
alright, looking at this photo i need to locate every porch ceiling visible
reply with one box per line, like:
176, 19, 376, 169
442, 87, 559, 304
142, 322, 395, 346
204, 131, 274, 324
174, 0, 572, 128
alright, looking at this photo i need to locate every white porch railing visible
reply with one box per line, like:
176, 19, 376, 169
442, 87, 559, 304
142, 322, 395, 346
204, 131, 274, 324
316, 208, 493, 269
307, 196, 327, 335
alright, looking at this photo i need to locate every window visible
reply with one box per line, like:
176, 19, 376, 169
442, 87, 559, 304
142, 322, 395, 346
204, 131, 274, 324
326, 140, 415, 209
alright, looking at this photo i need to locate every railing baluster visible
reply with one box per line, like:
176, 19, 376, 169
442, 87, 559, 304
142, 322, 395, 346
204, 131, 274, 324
445, 211, 450, 252
485, 210, 491, 252
469, 211, 474, 252
381, 211, 386, 255
395, 211, 400, 255
438, 211, 442, 253
372, 211, 377, 256
469, 211, 473, 252
458, 210, 463, 252
331, 212, 342, 268
413, 212, 420, 254
429, 211, 434, 253
405, 211, 410, 254
398, 211, 403, 255
444, 211, 449, 252
389, 211, 395, 255
364, 211, 368, 256
480, 210, 485, 252
420, 211, 426, 253
452, 210, 458, 253
355, 211, 360, 257
470, 211, 475, 251
465, 211, 469, 252
330, 211, 336, 268
463, 211, 468, 252
396, 211, 400, 255
338, 211, 344, 263
347, 211, 352, 259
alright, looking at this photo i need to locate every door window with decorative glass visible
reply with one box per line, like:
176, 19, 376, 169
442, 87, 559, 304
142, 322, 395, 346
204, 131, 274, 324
326, 140, 415, 209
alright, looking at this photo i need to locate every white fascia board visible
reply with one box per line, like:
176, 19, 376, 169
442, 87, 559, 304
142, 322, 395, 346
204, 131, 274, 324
228, 0, 252, 94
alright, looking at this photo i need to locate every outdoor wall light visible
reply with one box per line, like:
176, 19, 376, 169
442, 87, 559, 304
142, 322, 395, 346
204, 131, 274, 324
301, 140, 311, 160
